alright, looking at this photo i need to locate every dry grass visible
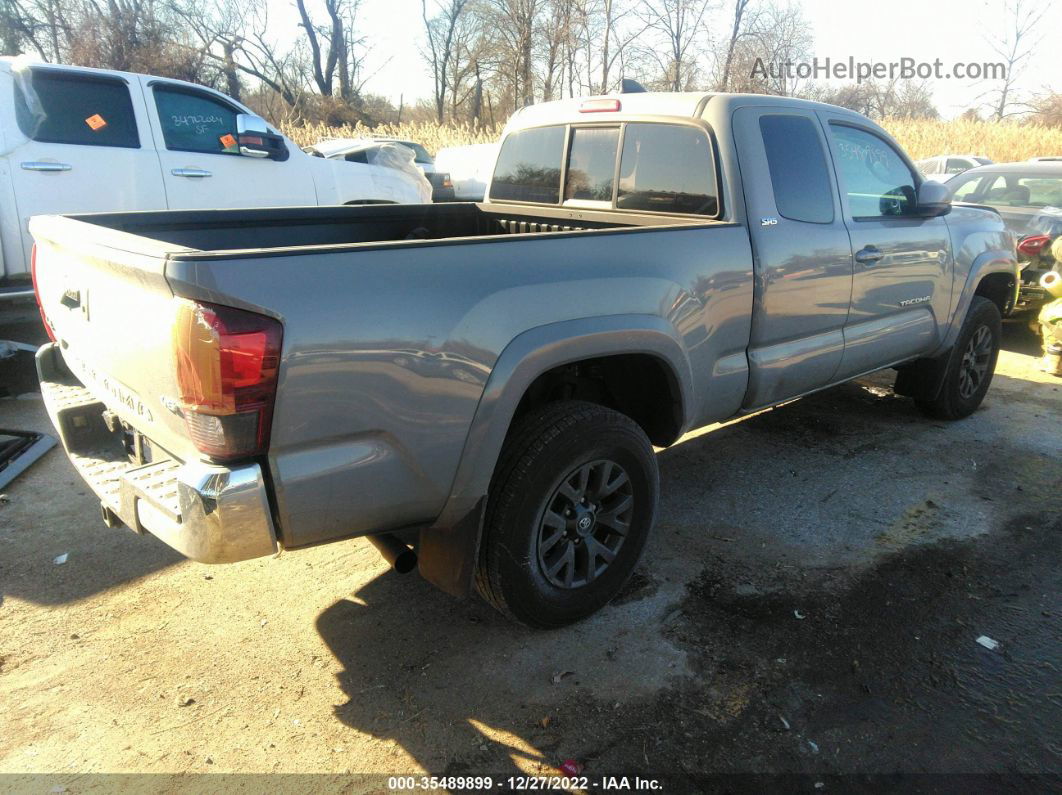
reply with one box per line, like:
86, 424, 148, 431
282, 117, 1062, 163
883, 118, 1062, 162
282, 121, 502, 154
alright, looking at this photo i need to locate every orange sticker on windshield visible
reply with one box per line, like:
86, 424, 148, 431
85, 114, 107, 131
219, 133, 237, 149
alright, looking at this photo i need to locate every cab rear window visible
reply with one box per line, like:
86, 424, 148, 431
14, 70, 139, 148
489, 126, 565, 204
490, 121, 718, 216
617, 124, 717, 215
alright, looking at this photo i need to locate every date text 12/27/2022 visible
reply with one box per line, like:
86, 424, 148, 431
387, 775, 664, 790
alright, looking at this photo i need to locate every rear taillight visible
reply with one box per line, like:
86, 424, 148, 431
1017, 233, 1051, 257
30, 244, 57, 342
173, 300, 282, 461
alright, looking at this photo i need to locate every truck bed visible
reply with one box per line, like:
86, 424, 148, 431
60, 202, 710, 255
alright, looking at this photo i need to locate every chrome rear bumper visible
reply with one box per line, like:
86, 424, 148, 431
36, 343, 278, 564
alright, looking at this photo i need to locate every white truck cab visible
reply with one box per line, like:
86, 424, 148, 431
0, 58, 427, 293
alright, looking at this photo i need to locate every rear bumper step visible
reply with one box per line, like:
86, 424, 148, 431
36, 343, 279, 564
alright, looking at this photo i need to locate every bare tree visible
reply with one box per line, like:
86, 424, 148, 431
635, 0, 711, 92
983, 0, 1047, 120
294, 0, 366, 100
422, 0, 468, 122
718, 0, 751, 91
0, 0, 68, 59
721, 1, 811, 97
488, 0, 541, 108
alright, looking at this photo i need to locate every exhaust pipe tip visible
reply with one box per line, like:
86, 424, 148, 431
367, 533, 418, 574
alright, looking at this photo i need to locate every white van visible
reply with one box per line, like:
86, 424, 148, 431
0, 58, 428, 295
433, 143, 500, 201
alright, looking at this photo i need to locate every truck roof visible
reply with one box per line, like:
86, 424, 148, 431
505, 90, 880, 133
0, 56, 245, 108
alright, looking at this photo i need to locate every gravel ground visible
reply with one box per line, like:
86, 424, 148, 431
0, 323, 1059, 791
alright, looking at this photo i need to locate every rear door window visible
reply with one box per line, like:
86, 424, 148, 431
490, 125, 565, 203
153, 86, 240, 155
565, 127, 619, 202
14, 70, 139, 148
759, 115, 834, 224
617, 124, 717, 215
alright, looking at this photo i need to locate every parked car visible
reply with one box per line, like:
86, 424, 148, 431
917, 154, 993, 181
0, 58, 426, 297
311, 137, 455, 202
945, 161, 1062, 314
305, 140, 432, 203
31, 91, 1017, 627
434, 143, 500, 201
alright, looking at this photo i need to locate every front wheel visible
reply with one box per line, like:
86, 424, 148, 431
915, 296, 1002, 420
476, 401, 659, 628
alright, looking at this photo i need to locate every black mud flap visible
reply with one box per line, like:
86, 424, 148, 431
417, 499, 485, 598
894, 348, 953, 401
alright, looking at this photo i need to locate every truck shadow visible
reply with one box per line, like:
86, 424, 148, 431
0, 512, 185, 607
1001, 318, 1042, 356
0, 365, 184, 606
315, 367, 1059, 778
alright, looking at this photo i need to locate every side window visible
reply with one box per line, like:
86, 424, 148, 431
565, 126, 619, 202
759, 115, 834, 224
830, 124, 917, 218
617, 124, 717, 215
981, 176, 1010, 201
14, 70, 139, 148
950, 176, 985, 201
489, 125, 565, 204
153, 87, 239, 155
945, 158, 970, 174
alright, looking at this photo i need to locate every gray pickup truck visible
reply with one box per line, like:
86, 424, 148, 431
30, 92, 1018, 627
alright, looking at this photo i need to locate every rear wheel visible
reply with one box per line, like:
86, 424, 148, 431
476, 401, 658, 628
914, 296, 1001, 420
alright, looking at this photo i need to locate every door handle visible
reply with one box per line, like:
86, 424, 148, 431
21, 161, 72, 172
171, 167, 212, 178
855, 246, 884, 265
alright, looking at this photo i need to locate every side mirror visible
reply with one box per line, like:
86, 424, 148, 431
235, 113, 288, 161
914, 180, 952, 217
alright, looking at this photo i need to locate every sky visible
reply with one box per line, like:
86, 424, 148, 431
267, 0, 1062, 119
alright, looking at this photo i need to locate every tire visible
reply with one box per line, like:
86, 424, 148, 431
915, 296, 1002, 420
476, 401, 659, 628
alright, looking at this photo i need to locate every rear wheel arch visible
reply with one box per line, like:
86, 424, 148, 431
432, 317, 692, 532
510, 352, 685, 448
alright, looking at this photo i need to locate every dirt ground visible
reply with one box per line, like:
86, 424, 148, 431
0, 320, 1059, 791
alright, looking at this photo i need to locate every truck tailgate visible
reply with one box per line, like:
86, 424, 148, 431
30, 215, 198, 463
